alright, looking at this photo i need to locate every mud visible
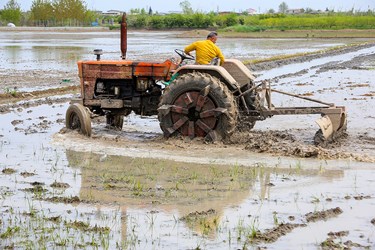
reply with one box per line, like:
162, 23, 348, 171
229, 130, 358, 160
1, 168, 16, 174
50, 181, 70, 189
249, 42, 375, 72
249, 223, 307, 243
2, 41, 375, 162
1, 31, 375, 249
320, 232, 369, 250
249, 207, 346, 244
44, 196, 81, 204
305, 207, 343, 222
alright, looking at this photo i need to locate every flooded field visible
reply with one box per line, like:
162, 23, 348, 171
0, 29, 372, 92
1, 29, 375, 249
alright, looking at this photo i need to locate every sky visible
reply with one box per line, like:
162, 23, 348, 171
3, 0, 375, 13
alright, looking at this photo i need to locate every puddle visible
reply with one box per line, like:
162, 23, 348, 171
1, 138, 375, 249
1, 30, 375, 248
1, 101, 375, 248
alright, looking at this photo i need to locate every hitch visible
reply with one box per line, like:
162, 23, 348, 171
244, 81, 348, 145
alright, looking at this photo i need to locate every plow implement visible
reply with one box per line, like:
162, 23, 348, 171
239, 81, 347, 145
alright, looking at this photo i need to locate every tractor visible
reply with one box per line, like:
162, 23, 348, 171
66, 14, 347, 145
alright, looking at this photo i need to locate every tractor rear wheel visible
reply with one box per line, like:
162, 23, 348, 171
65, 103, 92, 136
158, 72, 237, 141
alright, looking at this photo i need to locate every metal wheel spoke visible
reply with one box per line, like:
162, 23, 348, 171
165, 116, 189, 136
195, 94, 206, 112
183, 92, 194, 108
195, 85, 210, 112
196, 119, 213, 133
171, 105, 189, 115
200, 107, 227, 119
188, 121, 195, 139
173, 116, 189, 130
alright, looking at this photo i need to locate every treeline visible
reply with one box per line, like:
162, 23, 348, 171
28, 0, 95, 26
0, 0, 95, 26
1, 0, 374, 30
125, 12, 375, 30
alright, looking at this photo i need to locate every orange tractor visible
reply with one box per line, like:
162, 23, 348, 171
66, 15, 347, 145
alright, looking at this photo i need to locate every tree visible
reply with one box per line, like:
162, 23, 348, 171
268, 8, 275, 14
1, 0, 22, 25
148, 7, 153, 15
278, 2, 288, 14
305, 7, 313, 13
29, 0, 93, 26
224, 14, 238, 27
30, 0, 54, 26
52, 0, 88, 26
179, 0, 193, 14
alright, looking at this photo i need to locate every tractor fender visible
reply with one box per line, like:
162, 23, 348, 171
173, 64, 239, 91
222, 59, 256, 85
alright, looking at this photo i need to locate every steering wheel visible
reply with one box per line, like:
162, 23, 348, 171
174, 49, 195, 61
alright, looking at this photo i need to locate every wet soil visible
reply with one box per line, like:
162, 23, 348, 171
1, 35, 375, 248
320, 231, 369, 250
305, 207, 343, 222
249, 223, 307, 244
248, 41, 375, 72
1, 42, 375, 162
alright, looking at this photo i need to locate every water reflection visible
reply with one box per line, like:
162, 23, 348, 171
4, 45, 22, 63
66, 149, 344, 247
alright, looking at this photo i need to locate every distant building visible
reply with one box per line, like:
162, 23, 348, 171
286, 8, 304, 14
246, 8, 257, 15
102, 10, 124, 16
167, 11, 183, 14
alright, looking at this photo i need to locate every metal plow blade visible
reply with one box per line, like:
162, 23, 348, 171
314, 108, 347, 146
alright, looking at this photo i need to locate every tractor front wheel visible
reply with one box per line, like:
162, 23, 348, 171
65, 103, 92, 136
158, 72, 237, 141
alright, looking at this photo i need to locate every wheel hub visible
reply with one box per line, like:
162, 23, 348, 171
187, 107, 200, 122
70, 114, 80, 129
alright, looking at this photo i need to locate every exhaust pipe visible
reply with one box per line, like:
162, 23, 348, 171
121, 13, 127, 60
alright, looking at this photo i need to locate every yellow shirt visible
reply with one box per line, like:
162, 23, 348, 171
184, 39, 225, 66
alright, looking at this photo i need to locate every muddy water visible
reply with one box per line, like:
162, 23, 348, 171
1, 101, 374, 249
1, 30, 375, 249
0, 30, 370, 72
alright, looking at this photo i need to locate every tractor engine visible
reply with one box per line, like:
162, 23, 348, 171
93, 77, 162, 116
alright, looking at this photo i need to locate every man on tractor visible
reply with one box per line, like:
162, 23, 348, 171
184, 31, 225, 66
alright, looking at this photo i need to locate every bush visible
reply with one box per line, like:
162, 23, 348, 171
115, 12, 375, 30
148, 15, 164, 29
222, 25, 266, 32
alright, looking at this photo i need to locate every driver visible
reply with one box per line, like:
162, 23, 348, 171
184, 31, 225, 66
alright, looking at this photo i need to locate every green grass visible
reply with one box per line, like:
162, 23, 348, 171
113, 12, 375, 31
224, 15, 375, 32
